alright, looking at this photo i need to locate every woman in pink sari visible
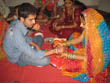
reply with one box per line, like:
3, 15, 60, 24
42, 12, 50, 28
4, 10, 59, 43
49, 0, 83, 39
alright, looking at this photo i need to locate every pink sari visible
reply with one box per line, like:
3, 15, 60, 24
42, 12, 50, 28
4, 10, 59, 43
49, 6, 83, 39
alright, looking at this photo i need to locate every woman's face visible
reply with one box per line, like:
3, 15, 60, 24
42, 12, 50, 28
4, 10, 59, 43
64, 0, 73, 8
80, 16, 86, 29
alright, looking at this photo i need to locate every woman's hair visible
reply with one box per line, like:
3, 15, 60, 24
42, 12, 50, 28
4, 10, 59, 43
7, 5, 20, 19
80, 14, 85, 21
14, 5, 20, 11
18, 3, 37, 19
74, 0, 87, 11
64, 0, 74, 2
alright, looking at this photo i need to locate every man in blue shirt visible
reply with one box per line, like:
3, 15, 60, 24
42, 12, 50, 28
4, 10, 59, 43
3, 3, 63, 66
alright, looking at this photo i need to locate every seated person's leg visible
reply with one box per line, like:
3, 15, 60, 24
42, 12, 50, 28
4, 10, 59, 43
17, 53, 50, 66
32, 35, 43, 48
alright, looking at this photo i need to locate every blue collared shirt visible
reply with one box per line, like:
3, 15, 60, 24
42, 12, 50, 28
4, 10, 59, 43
3, 20, 45, 63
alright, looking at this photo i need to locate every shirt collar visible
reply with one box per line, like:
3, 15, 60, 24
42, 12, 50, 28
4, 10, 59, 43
16, 20, 28, 35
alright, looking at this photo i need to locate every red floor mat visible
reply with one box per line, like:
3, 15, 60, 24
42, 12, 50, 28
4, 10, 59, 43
0, 58, 84, 83
0, 25, 84, 83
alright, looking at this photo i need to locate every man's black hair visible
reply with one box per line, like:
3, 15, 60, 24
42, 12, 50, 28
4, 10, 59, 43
18, 3, 37, 19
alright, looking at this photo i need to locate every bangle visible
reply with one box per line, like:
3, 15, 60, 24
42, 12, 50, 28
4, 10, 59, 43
62, 25, 64, 29
72, 54, 75, 59
67, 53, 75, 59
67, 53, 72, 59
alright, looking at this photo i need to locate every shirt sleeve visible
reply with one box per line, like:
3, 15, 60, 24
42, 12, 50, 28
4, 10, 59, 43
13, 28, 45, 59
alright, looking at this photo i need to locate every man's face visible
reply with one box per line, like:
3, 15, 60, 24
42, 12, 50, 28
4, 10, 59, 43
23, 14, 36, 28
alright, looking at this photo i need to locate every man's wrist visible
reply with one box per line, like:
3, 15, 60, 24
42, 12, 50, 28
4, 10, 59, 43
55, 48, 58, 54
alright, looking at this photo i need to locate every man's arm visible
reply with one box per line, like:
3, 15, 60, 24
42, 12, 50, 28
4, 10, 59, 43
14, 28, 45, 59
30, 42, 40, 50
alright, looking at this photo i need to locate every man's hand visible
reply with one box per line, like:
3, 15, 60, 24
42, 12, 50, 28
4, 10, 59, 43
33, 23, 40, 30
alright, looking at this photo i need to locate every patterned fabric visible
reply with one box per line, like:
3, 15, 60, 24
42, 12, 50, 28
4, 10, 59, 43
82, 8, 110, 77
0, 47, 6, 60
42, 0, 57, 11
0, 15, 8, 45
0, 15, 8, 60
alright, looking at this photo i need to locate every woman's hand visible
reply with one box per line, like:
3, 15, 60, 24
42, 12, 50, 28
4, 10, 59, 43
53, 23, 62, 31
56, 52, 67, 58
55, 26, 62, 31
53, 40, 66, 48
37, 14, 43, 19
53, 42, 64, 48
53, 22, 57, 29
56, 44, 66, 54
